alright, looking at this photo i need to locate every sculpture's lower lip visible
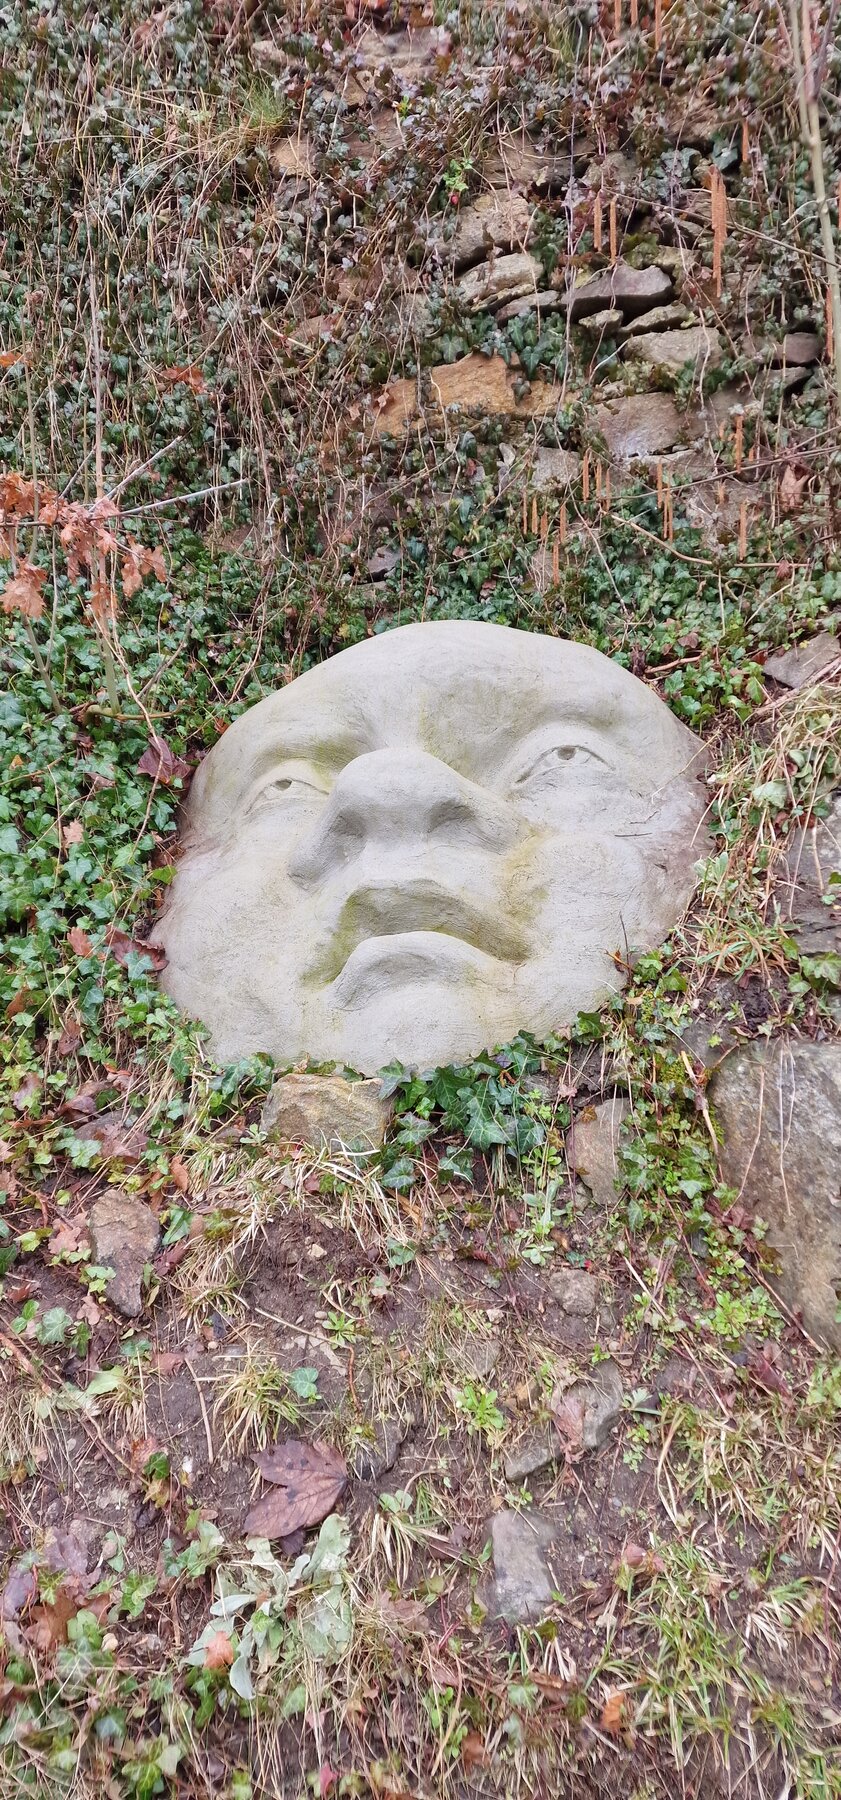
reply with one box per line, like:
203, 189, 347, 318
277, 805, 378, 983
330, 930, 509, 1006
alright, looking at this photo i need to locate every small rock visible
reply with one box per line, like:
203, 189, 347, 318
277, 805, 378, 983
548, 1267, 597, 1315
623, 324, 722, 377
772, 331, 821, 366
460, 1335, 500, 1381
562, 260, 672, 322
89, 1191, 160, 1318
776, 792, 841, 953
458, 252, 544, 312
530, 447, 581, 491
261, 1074, 392, 1153
569, 1099, 630, 1207
485, 133, 583, 192
270, 136, 314, 180
652, 244, 696, 279
496, 289, 562, 322
367, 376, 419, 439
486, 1508, 557, 1623
594, 392, 684, 460
564, 1359, 624, 1450
504, 1432, 558, 1482
618, 302, 692, 339
449, 191, 534, 271
366, 546, 400, 579
763, 632, 840, 691
355, 24, 450, 74
429, 353, 562, 420
712, 1041, 841, 1349
584, 151, 639, 192
578, 306, 623, 334
351, 1414, 411, 1482
679, 1011, 741, 1071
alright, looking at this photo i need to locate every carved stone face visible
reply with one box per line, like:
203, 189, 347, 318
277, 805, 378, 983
155, 621, 707, 1073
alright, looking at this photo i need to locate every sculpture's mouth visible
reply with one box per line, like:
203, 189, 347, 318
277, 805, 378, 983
316, 879, 528, 1000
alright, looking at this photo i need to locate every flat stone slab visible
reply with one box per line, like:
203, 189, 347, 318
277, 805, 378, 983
594, 393, 685, 460
763, 632, 840, 690
458, 252, 544, 312
563, 260, 672, 321
496, 289, 562, 322
448, 191, 534, 271
711, 1041, 841, 1349
624, 324, 722, 376
619, 302, 693, 338
89, 1190, 160, 1318
486, 1509, 557, 1623
568, 1098, 630, 1207
776, 793, 841, 953
261, 1074, 392, 1152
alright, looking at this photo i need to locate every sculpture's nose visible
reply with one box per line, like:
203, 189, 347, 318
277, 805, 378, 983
287, 748, 523, 887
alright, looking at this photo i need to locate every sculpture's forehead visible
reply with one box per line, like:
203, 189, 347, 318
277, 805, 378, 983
190, 624, 699, 825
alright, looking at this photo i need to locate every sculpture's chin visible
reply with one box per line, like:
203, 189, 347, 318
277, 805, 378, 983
329, 929, 510, 1008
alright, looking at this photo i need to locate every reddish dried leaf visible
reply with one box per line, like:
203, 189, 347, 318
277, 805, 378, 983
13, 1073, 40, 1111
137, 735, 190, 786
56, 1016, 82, 1056
151, 1350, 185, 1376
68, 927, 93, 957
76, 1111, 148, 1163
2, 564, 46, 620
244, 1439, 348, 1539
27, 1584, 79, 1651
0, 472, 38, 515
48, 1217, 85, 1257
460, 1731, 490, 1770
6, 987, 32, 1018
621, 1543, 665, 1582
0, 349, 27, 369
551, 1390, 585, 1450
203, 1629, 234, 1669
169, 1156, 190, 1194
158, 364, 207, 394
600, 1689, 628, 1736
105, 924, 168, 971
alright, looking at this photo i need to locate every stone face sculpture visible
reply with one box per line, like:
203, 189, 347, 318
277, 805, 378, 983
155, 621, 707, 1074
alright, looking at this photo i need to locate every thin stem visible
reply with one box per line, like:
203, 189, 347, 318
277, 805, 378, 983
788, 0, 841, 413
23, 617, 62, 712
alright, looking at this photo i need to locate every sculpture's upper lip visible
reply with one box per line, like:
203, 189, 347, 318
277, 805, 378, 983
313, 878, 528, 989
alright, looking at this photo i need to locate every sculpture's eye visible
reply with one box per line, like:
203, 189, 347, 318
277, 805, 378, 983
514, 744, 606, 791
250, 765, 329, 810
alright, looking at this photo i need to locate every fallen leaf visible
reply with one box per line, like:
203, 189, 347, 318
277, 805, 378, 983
28, 1584, 79, 1651
620, 1543, 665, 1582
48, 1217, 85, 1257
56, 1016, 82, 1056
550, 1390, 585, 1451
244, 1439, 348, 1539
6, 987, 32, 1018
76, 1111, 149, 1163
13, 1073, 40, 1111
169, 1156, 190, 1194
1, 1564, 37, 1620
746, 1351, 792, 1401
68, 926, 93, 957
779, 464, 807, 513
461, 1731, 490, 1770
105, 924, 168, 971
1, 562, 46, 620
157, 364, 207, 395
62, 820, 84, 847
319, 1764, 338, 1797
203, 1629, 235, 1670
600, 1689, 629, 1737
151, 1350, 185, 1376
136, 735, 190, 786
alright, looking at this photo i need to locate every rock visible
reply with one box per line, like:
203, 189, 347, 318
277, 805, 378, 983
584, 151, 639, 192
652, 245, 696, 280
564, 1359, 624, 1450
496, 289, 562, 322
485, 133, 584, 192
661, 99, 722, 150
367, 376, 419, 439
261, 1074, 392, 1152
457, 252, 544, 312
569, 1098, 630, 1207
89, 1191, 160, 1318
776, 793, 841, 953
562, 260, 672, 322
618, 303, 692, 339
504, 1432, 558, 1482
270, 136, 315, 180
711, 1041, 841, 1349
763, 633, 840, 691
594, 392, 685, 459
578, 306, 623, 334
548, 1267, 597, 1315
351, 1414, 410, 1482
624, 324, 722, 377
486, 1508, 557, 1623
429, 353, 563, 421
530, 447, 581, 491
679, 1010, 741, 1071
449, 191, 534, 271
460, 1335, 500, 1381
366, 546, 400, 579
355, 24, 451, 74
774, 331, 821, 366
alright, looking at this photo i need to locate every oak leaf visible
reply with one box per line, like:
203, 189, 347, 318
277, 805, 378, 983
68, 927, 93, 957
136, 735, 190, 786
243, 1439, 347, 1539
2, 563, 46, 620
203, 1629, 235, 1669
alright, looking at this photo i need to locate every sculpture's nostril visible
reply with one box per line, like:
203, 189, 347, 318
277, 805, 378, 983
429, 798, 482, 838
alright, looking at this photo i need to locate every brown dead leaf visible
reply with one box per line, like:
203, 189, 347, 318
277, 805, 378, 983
28, 1584, 79, 1651
0, 349, 28, 369
136, 734, 190, 786
157, 364, 207, 395
13, 1072, 40, 1111
1, 1563, 37, 1621
203, 1629, 234, 1669
76, 1111, 149, 1164
600, 1689, 630, 1737
550, 1389, 585, 1451
62, 820, 84, 847
6, 987, 33, 1019
68, 926, 93, 957
244, 1439, 348, 1539
169, 1157, 190, 1194
105, 924, 168, 971
2, 563, 46, 620
56, 1016, 82, 1056
151, 1350, 185, 1376
48, 1217, 85, 1257
779, 464, 808, 514
460, 1732, 490, 1770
